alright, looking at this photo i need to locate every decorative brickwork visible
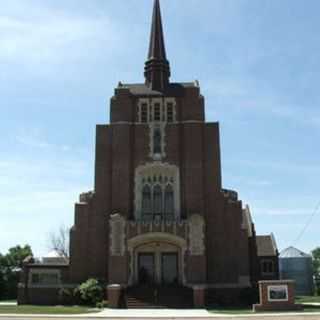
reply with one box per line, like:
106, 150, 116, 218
18, 0, 279, 307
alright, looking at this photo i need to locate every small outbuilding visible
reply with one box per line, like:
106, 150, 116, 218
279, 246, 314, 296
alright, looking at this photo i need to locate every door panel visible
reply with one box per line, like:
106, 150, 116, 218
162, 253, 178, 285
138, 253, 155, 285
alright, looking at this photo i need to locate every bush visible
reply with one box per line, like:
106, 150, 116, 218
58, 288, 74, 305
239, 287, 259, 306
96, 300, 108, 309
0, 272, 4, 300
75, 279, 104, 306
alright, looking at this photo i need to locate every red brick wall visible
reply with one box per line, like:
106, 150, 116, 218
68, 85, 253, 287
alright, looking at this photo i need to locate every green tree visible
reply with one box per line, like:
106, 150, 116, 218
75, 278, 104, 306
312, 247, 320, 295
0, 254, 5, 299
0, 245, 33, 299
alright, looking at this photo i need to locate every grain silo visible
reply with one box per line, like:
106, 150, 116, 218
279, 247, 314, 296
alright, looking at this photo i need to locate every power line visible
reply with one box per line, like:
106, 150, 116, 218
293, 200, 320, 246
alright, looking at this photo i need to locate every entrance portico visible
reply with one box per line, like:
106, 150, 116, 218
128, 232, 187, 286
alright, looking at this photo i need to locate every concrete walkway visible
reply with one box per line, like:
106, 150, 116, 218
0, 309, 320, 320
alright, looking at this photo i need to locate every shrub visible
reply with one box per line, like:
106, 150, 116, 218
0, 272, 4, 300
96, 300, 108, 309
75, 278, 104, 306
239, 287, 259, 306
58, 288, 74, 305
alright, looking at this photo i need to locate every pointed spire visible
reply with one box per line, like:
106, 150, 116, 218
144, 0, 171, 91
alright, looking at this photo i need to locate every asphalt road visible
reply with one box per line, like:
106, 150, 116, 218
1, 316, 320, 320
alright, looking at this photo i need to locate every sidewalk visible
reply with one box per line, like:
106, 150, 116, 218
0, 309, 320, 320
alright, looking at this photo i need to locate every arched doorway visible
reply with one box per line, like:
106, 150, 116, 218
128, 233, 187, 286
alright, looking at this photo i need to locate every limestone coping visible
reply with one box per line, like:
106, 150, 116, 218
258, 280, 295, 284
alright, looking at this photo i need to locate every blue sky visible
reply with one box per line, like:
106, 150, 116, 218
1, 0, 319, 257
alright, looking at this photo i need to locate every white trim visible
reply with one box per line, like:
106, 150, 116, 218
204, 283, 251, 289
127, 232, 187, 286
110, 120, 205, 125
134, 163, 180, 220
267, 285, 289, 302
149, 122, 166, 160
110, 214, 126, 256
188, 214, 205, 256
137, 98, 177, 124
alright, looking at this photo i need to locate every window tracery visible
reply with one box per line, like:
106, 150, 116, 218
153, 128, 162, 155
138, 98, 176, 123
140, 179, 175, 221
135, 164, 180, 221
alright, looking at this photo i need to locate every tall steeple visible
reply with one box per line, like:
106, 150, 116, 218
144, 0, 171, 92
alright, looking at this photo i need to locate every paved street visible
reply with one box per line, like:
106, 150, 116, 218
1, 309, 320, 320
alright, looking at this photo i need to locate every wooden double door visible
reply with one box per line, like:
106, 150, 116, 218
138, 252, 178, 286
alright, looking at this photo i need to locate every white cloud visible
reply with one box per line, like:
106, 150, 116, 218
16, 134, 51, 149
0, 5, 122, 69
0, 154, 91, 256
258, 208, 313, 216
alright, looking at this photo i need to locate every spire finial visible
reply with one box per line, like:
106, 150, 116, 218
144, 0, 171, 91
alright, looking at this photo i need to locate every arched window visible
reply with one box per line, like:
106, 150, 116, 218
153, 185, 163, 217
153, 128, 162, 154
141, 185, 152, 220
164, 184, 174, 220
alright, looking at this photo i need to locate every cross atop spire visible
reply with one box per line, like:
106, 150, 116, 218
144, 0, 171, 92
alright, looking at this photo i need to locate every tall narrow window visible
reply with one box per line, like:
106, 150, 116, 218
154, 103, 161, 121
164, 184, 174, 220
141, 185, 152, 220
141, 103, 148, 123
153, 185, 163, 217
167, 103, 174, 122
153, 128, 162, 154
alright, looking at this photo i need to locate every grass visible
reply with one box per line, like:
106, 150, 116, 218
296, 295, 320, 303
0, 300, 16, 303
208, 307, 253, 315
208, 305, 320, 315
0, 305, 98, 315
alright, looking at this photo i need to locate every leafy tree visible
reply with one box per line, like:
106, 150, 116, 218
312, 247, 320, 295
5, 245, 32, 269
312, 248, 320, 276
0, 245, 33, 299
0, 254, 5, 299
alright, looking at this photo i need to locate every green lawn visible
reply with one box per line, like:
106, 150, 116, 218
0, 300, 16, 303
208, 307, 253, 315
208, 305, 320, 315
0, 305, 98, 314
296, 295, 320, 303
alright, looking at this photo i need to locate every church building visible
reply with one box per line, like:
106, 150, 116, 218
19, 0, 279, 307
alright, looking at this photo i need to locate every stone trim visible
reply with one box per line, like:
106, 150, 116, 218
110, 214, 126, 256
127, 232, 187, 286
149, 122, 166, 160
137, 97, 177, 124
134, 162, 180, 220
111, 120, 204, 125
268, 285, 289, 302
188, 214, 205, 256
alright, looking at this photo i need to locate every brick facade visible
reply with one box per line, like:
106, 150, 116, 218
19, 0, 279, 307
